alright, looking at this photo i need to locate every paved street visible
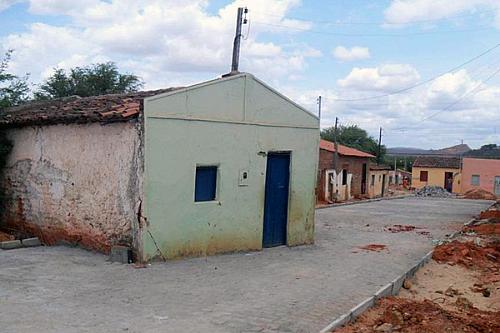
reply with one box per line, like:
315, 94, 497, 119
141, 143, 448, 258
0, 197, 492, 333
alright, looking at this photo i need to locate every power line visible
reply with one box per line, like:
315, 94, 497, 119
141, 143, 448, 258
333, 43, 500, 102
389, 66, 500, 132
250, 8, 496, 26
252, 21, 494, 37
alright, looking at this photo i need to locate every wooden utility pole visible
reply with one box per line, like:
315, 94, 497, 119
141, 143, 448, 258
377, 127, 382, 165
333, 117, 339, 202
231, 7, 248, 73
333, 117, 339, 170
317, 96, 322, 123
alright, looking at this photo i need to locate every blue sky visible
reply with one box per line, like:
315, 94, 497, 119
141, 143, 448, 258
1, 0, 500, 149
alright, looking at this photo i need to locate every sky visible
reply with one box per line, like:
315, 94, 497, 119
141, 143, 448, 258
1, 0, 500, 149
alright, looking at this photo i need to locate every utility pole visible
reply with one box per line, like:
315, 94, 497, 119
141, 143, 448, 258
317, 96, 322, 124
333, 117, 339, 170
377, 127, 382, 165
333, 117, 339, 202
231, 7, 248, 73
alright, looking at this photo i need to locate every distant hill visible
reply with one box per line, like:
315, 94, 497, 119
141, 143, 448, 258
387, 144, 471, 156
464, 144, 500, 159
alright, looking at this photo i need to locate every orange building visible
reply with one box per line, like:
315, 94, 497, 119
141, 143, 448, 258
461, 157, 500, 196
411, 156, 461, 193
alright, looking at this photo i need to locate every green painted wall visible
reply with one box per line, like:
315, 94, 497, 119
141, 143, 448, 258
142, 74, 319, 261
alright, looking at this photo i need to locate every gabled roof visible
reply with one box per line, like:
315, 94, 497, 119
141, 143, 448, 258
320, 139, 375, 158
370, 164, 392, 171
413, 156, 461, 169
0, 89, 178, 128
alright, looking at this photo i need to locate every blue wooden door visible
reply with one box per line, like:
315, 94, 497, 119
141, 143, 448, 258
263, 152, 290, 247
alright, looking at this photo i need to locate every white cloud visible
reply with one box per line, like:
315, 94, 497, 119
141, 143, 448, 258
384, 0, 500, 28
1, 0, 316, 89
287, 66, 500, 149
0, 0, 21, 11
332, 46, 370, 61
337, 64, 420, 92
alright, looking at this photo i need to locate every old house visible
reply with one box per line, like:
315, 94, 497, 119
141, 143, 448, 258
461, 157, 500, 196
0, 73, 320, 261
389, 169, 412, 187
368, 164, 391, 198
412, 156, 461, 193
317, 139, 374, 203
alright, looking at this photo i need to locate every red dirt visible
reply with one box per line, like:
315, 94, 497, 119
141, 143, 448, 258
480, 210, 500, 220
358, 244, 388, 252
463, 188, 498, 200
432, 240, 500, 271
384, 224, 417, 233
464, 223, 500, 235
335, 297, 500, 333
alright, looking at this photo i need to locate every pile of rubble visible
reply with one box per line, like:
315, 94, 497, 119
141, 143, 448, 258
415, 185, 452, 198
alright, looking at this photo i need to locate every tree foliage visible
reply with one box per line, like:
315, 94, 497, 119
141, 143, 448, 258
0, 50, 29, 110
321, 124, 386, 160
34, 62, 143, 99
464, 144, 500, 159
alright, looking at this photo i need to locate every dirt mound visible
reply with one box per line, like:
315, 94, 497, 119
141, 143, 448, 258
463, 188, 497, 200
335, 297, 500, 333
464, 223, 500, 235
480, 210, 500, 220
432, 240, 500, 271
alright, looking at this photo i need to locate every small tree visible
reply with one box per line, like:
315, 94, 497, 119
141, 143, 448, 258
34, 62, 143, 99
0, 50, 27, 211
0, 50, 29, 109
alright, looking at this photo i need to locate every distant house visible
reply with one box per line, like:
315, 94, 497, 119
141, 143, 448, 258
0, 73, 320, 261
412, 156, 461, 193
317, 139, 374, 203
368, 164, 391, 198
461, 157, 500, 196
389, 169, 412, 187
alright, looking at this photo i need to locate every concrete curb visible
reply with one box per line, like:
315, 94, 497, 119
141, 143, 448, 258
0, 240, 22, 250
318, 247, 434, 332
0, 237, 41, 250
316, 194, 412, 210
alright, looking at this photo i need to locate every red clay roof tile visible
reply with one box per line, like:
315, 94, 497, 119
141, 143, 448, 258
0, 88, 180, 128
320, 139, 375, 158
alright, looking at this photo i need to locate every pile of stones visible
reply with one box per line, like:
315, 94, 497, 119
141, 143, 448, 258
415, 185, 453, 198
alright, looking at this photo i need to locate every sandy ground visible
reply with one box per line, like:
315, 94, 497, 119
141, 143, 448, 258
400, 260, 500, 312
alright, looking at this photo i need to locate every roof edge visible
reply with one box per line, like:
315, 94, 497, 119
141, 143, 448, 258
144, 72, 320, 124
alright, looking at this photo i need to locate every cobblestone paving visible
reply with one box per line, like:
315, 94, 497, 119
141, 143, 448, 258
0, 198, 492, 333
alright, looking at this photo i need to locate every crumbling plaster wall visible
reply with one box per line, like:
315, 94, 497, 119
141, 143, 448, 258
0, 122, 143, 253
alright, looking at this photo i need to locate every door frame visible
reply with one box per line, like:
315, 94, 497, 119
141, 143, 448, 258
262, 151, 292, 248
444, 172, 453, 192
381, 174, 386, 197
494, 176, 500, 196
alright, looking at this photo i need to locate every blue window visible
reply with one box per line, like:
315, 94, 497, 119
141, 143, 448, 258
195, 166, 217, 202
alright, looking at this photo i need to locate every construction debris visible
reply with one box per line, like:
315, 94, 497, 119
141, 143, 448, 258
384, 225, 416, 233
415, 185, 452, 198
